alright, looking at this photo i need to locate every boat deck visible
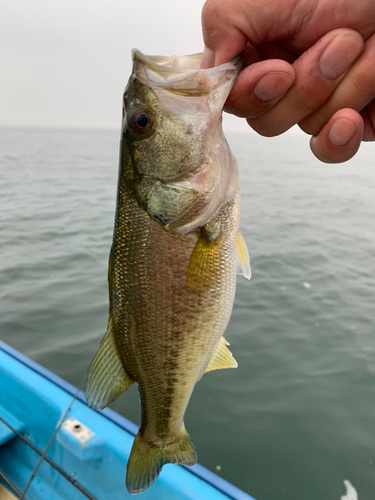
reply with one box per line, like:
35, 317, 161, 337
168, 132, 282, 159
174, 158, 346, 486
0, 483, 17, 500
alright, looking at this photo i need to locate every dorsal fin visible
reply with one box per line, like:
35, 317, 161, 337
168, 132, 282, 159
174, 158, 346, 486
205, 337, 238, 374
85, 315, 134, 410
236, 230, 251, 279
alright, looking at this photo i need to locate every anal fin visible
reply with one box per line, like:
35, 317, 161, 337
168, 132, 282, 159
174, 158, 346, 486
236, 230, 251, 279
205, 336, 238, 374
85, 315, 134, 410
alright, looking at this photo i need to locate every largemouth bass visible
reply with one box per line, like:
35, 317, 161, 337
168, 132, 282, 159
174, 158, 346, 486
85, 49, 251, 494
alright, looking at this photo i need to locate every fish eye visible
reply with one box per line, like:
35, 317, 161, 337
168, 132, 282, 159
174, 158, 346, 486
130, 109, 153, 135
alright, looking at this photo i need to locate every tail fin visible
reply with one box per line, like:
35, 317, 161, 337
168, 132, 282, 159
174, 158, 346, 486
126, 428, 197, 495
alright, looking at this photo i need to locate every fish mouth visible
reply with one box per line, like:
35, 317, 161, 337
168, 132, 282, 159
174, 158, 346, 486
132, 49, 204, 72
131, 49, 242, 97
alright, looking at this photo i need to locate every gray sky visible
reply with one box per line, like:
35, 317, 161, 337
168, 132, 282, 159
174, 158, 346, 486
1, 0, 254, 132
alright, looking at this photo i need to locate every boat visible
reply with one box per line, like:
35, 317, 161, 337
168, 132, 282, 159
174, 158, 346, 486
0, 340, 256, 500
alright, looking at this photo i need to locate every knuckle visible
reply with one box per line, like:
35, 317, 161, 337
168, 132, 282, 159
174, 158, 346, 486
201, 0, 229, 46
299, 109, 329, 136
246, 116, 287, 137
201, 0, 213, 23
293, 81, 327, 113
202, 0, 227, 27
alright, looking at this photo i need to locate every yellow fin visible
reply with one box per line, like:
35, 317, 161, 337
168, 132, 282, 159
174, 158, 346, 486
186, 234, 223, 293
126, 427, 196, 494
236, 230, 251, 279
85, 315, 134, 410
205, 336, 238, 373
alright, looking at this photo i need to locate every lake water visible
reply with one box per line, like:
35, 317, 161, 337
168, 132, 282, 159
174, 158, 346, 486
1, 127, 374, 500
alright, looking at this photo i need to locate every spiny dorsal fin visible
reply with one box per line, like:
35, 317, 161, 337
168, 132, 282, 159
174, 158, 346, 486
186, 234, 223, 293
236, 230, 251, 279
205, 336, 238, 374
85, 315, 134, 410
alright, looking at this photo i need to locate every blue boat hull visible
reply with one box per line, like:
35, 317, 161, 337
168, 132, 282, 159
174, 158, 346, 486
0, 340, 255, 500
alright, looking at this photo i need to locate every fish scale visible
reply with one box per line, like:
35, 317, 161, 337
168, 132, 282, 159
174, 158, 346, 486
85, 48, 250, 494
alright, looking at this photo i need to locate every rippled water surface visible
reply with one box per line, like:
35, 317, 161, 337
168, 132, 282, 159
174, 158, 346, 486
1, 127, 374, 500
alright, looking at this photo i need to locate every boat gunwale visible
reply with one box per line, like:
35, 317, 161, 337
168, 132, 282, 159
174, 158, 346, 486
0, 339, 256, 500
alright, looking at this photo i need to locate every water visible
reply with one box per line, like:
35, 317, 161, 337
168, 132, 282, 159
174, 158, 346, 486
1, 127, 374, 500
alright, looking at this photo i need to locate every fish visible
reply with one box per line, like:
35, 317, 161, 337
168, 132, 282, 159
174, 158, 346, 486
85, 48, 251, 495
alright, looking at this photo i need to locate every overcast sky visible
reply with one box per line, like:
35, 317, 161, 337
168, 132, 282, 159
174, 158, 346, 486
1, 0, 257, 132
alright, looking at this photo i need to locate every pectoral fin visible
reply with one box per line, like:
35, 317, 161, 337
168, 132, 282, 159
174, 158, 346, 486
236, 230, 251, 279
186, 233, 223, 293
85, 315, 134, 409
205, 337, 238, 374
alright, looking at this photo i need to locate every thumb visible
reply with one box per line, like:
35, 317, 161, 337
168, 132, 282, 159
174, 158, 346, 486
201, 0, 295, 66
201, 0, 250, 66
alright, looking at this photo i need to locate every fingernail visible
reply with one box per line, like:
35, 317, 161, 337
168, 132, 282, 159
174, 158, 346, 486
201, 46, 215, 69
328, 118, 357, 146
253, 72, 293, 102
319, 33, 362, 80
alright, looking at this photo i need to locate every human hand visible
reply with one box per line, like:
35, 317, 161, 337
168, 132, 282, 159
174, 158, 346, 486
201, 0, 375, 163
